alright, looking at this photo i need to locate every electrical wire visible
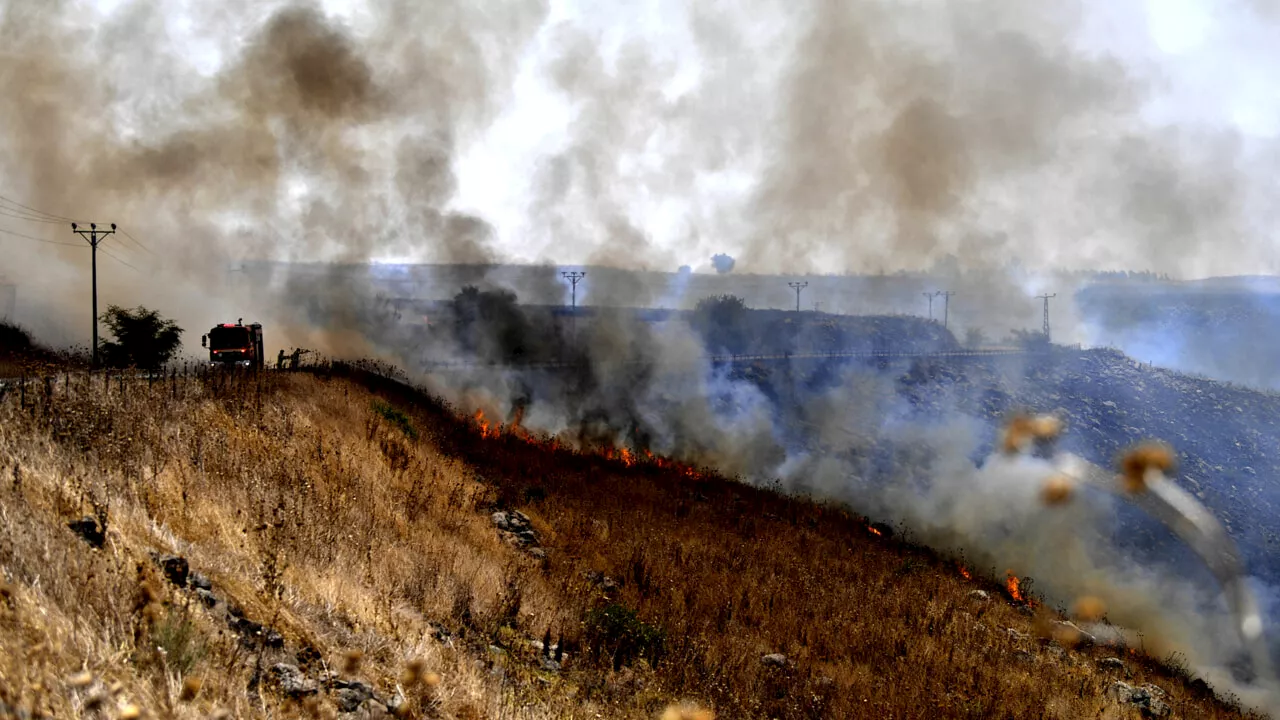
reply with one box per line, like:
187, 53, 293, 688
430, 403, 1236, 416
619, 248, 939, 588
0, 206, 68, 224
119, 227, 156, 256
0, 191, 156, 261
0, 192, 80, 223
0, 226, 82, 247
97, 246, 139, 271
0, 226, 140, 272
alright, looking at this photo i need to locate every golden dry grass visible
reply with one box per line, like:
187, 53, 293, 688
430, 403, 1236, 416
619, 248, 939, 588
0, 361, 1267, 719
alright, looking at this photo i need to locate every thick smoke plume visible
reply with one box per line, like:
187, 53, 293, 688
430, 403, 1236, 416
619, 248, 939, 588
3, 0, 1280, 712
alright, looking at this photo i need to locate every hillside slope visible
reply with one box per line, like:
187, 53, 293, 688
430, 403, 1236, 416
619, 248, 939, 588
0, 364, 1266, 719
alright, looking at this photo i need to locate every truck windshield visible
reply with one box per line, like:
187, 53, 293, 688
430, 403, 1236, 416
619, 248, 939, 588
208, 326, 250, 351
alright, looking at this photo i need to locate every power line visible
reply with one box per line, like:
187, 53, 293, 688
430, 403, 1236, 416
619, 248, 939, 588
0, 225, 138, 270
0, 192, 80, 222
98, 246, 138, 271
119, 227, 156, 256
0, 207, 69, 224
0, 191, 157, 260
0, 226, 83, 246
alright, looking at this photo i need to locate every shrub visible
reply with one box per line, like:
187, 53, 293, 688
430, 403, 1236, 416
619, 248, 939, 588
98, 305, 184, 369
373, 400, 418, 440
152, 607, 208, 675
583, 602, 665, 670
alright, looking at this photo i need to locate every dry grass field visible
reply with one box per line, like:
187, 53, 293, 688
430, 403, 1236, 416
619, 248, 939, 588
0, 348, 1268, 718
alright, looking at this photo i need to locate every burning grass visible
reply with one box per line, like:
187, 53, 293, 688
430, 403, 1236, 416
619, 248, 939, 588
0, 360, 1268, 718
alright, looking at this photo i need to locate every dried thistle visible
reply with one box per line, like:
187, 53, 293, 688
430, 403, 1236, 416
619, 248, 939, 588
1001, 414, 1036, 455
67, 670, 94, 689
119, 704, 142, 720
1001, 412, 1063, 456
1118, 442, 1176, 493
400, 658, 431, 687
179, 676, 203, 702
1030, 414, 1064, 441
1040, 474, 1074, 506
341, 649, 364, 675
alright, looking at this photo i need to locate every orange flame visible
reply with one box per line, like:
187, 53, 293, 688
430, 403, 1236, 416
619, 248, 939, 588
868, 525, 882, 536
473, 409, 495, 438
959, 565, 972, 580
464, 406, 711, 478
1006, 571, 1032, 604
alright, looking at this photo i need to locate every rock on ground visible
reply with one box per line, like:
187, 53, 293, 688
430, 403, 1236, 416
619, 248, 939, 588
1106, 681, 1171, 717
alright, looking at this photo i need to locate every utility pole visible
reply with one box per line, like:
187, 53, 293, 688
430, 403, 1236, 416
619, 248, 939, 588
923, 292, 936, 321
562, 270, 586, 345
1038, 293, 1057, 341
71, 222, 116, 368
788, 281, 808, 312
934, 290, 955, 329
561, 270, 586, 310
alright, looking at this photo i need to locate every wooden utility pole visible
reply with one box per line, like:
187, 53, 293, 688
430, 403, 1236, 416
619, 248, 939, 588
562, 270, 586, 343
71, 222, 116, 368
788, 281, 808, 312
934, 290, 956, 329
923, 292, 936, 321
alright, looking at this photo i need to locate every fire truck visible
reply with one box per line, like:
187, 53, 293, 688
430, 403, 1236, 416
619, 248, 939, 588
201, 319, 264, 369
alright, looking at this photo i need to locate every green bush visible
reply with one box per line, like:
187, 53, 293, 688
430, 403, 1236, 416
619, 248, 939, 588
152, 607, 208, 675
583, 602, 665, 670
373, 400, 418, 440
98, 305, 183, 369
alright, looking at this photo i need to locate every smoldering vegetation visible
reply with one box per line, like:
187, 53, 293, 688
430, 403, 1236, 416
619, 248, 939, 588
308, 281, 1280, 713
4, 0, 1280, 713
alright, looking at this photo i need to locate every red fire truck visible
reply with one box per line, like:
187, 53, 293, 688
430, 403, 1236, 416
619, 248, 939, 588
201, 320, 264, 369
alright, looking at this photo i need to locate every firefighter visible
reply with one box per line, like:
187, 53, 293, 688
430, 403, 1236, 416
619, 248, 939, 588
289, 348, 301, 370
276, 349, 285, 370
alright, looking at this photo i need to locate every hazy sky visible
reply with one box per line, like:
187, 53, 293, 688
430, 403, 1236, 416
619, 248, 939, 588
22, 0, 1280, 278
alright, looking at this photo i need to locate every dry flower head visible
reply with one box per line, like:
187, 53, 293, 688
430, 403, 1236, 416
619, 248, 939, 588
342, 649, 364, 675
1040, 474, 1074, 506
180, 676, 203, 702
1119, 442, 1176, 493
1001, 414, 1036, 455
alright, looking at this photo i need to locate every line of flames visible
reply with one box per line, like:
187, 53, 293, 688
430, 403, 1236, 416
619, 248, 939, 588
470, 409, 704, 479
473, 408, 1036, 606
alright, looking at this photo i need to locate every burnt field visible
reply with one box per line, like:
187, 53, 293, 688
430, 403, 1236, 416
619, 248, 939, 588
725, 344, 1280, 637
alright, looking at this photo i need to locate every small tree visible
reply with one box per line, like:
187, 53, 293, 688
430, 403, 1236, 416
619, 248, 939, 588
98, 305, 184, 369
963, 327, 986, 348
691, 294, 749, 355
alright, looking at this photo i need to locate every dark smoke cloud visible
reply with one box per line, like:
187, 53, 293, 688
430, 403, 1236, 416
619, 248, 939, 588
4, 0, 1280, 710
0, 0, 549, 353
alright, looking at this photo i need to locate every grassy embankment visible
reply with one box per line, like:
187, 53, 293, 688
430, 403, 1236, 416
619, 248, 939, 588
0, 326, 1266, 719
